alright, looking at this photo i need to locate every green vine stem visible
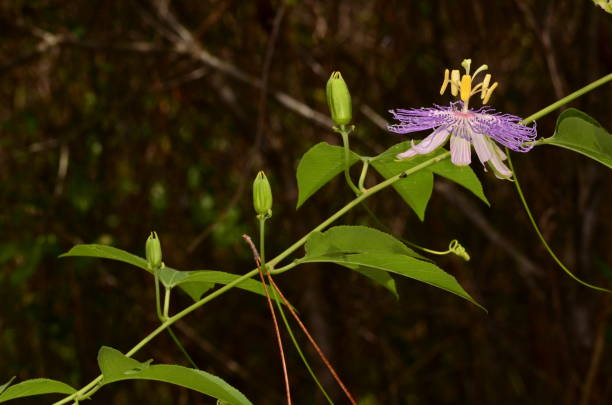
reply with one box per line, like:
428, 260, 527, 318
53, 73, 612, 404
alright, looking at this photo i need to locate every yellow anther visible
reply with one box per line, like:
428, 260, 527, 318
450, 69, 460, 96
482, 82, 498, 104
460, 74, 472, 102
480, 73, 492, 98
440, 69, 450, 95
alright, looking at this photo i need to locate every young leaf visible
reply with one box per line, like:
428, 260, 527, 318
0, 379, 76, 403
97, 347, 253, 405
296, 142, 360, 208
540, 108, 612, 169
0, 377, 15, 395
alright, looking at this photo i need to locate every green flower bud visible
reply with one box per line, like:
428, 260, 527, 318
146, 231, 162, 269
326, 71, 352, 126
252, 171, 273, 217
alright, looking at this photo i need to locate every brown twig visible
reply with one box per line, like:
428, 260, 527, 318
242, 234, 292, 405
266, 275, 358, 405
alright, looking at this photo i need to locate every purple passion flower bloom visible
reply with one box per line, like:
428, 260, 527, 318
388, 59, 537, 179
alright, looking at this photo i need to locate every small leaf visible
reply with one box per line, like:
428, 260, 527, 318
0, 379, 76, 403
296, 142, 360, 208
158, 266, 190, 288
97, 347, 253, 405
177, 280, 215, 301
60, 244, 149, 271
540, 108, 612, 169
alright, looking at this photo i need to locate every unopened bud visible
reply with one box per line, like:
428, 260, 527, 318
252, 171, 273, 217
146, 232, 162, 269
326, 71, 352, 126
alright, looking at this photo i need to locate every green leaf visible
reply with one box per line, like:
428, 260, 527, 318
371, 142, 488, 220
301, 226, 483, 309
301, 226, 427, 298
304, 225, 425, 259
97, 347, 253, 405
60, 244, 149, 271
296, 142, 360, 208
0, 379, 76, 403
540, 108, 612, 169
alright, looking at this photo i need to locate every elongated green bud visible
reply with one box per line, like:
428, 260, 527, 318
252, 171, 273, 217
326, 71, 352, 126
146, 231, 162, 269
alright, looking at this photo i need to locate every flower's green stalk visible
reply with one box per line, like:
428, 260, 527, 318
339, 125, 360, 195
269, 282, 335, 405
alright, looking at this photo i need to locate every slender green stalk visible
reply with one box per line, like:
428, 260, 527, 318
153, 267, 163, 320
167, 326, 199, 369
339, 125, 360, 195
507, 154, 611, 293
270, 281, 335, 405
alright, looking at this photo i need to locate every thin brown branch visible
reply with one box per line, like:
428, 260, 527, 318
242, 234, 292, 405
267, 276, 358, 405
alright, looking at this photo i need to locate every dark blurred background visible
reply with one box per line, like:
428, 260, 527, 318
1, 1, 612, 404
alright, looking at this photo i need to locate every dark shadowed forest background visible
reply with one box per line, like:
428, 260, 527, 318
1, 1, 612, 404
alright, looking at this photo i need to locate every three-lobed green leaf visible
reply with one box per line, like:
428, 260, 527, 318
539, 108, 612, 169
97, 347, 253, 405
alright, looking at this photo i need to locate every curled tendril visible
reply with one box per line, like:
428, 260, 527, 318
448, 239, 470, 261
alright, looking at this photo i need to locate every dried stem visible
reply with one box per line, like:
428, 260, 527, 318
266, 275, 358, 405
242, 234, 292, 405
